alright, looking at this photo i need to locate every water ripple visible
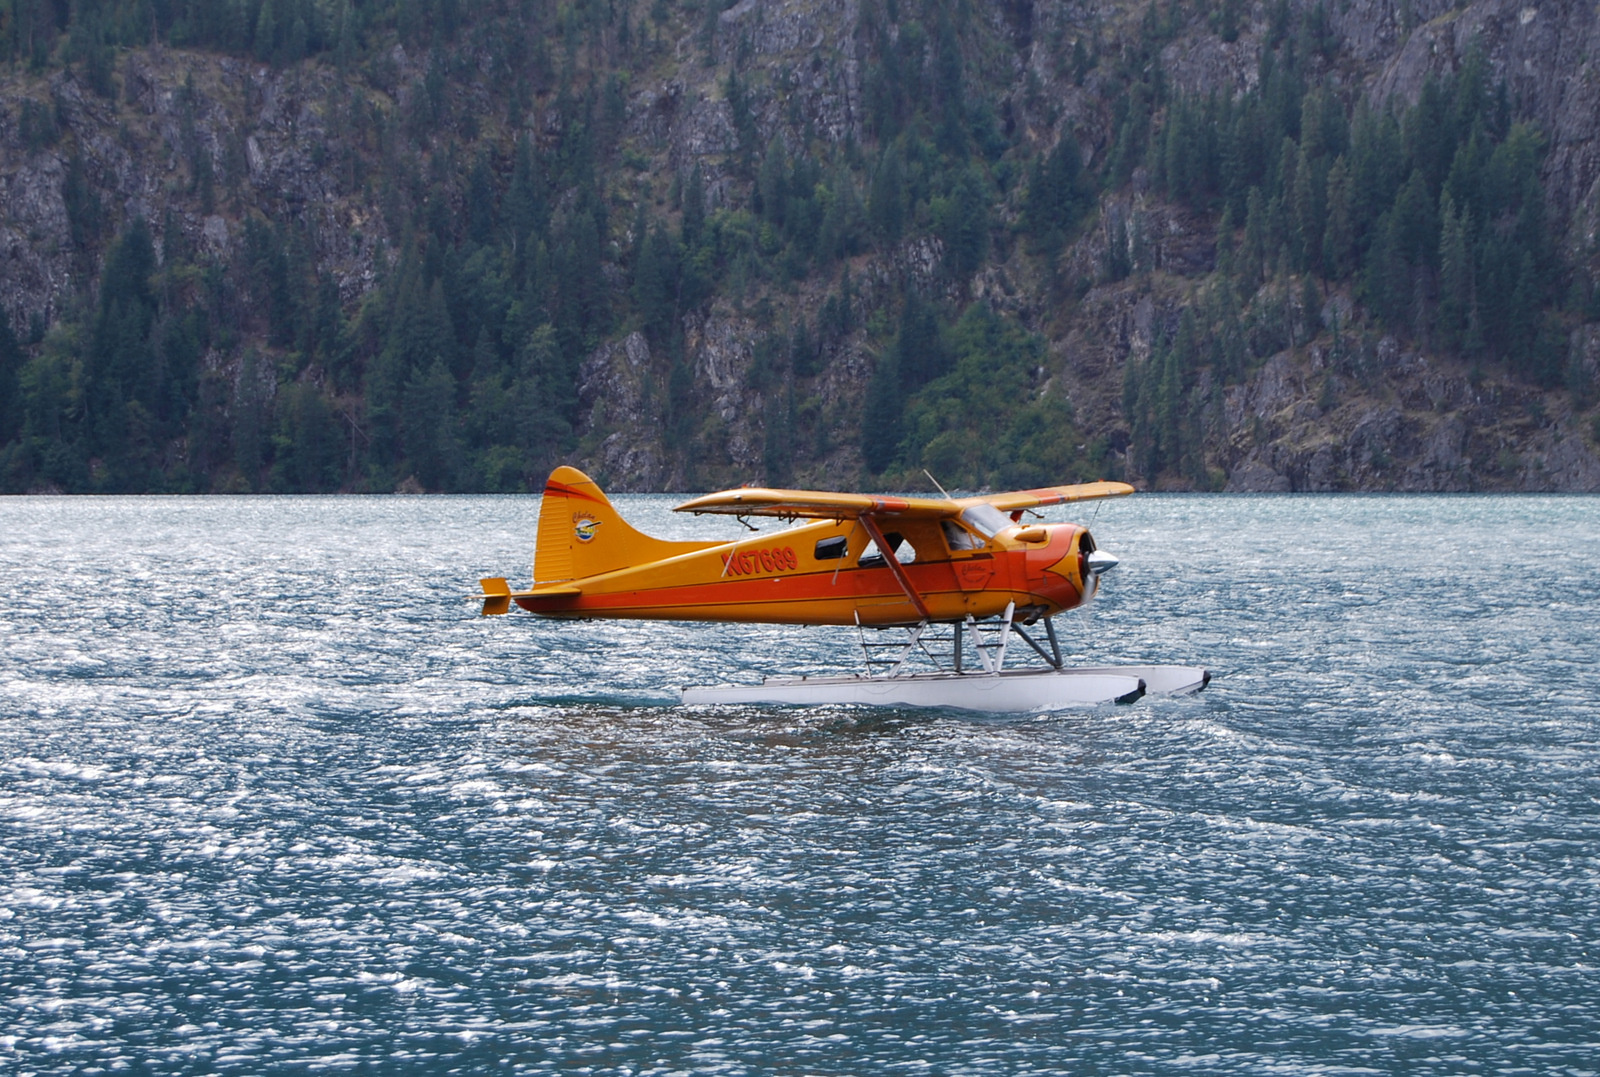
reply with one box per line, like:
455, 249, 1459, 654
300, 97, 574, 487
1, 494, 1597, 1074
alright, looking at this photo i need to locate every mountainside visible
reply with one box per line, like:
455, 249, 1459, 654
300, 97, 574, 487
2, 0, 1598, 493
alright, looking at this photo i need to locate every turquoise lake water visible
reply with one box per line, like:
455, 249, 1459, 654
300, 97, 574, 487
1, 494, 1597, 1074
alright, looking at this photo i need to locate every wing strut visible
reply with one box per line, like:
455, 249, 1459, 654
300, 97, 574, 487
860, 513, 932, 621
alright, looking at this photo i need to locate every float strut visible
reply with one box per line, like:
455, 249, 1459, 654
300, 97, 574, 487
1012, 622, 1063, 670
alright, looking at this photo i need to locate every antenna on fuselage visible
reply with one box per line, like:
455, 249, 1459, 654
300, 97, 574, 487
923, 469, 952, 499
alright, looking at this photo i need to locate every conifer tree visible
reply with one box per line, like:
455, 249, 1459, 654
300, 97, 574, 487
402, 357, 460, 490
1321, 156, 1354, 279
504, 135, 544, 256
1291, 145, 1316, 273
937, 166, 990, 281
757, 136, 788, 226
233, 348, 268, 490
271, 383, 341, 492
894, 292, 948, 390
632, 224, 681, 347
861, 354, 903, 474
869, 142, 907, 246
1025, 135, 1092, 261
1243, 187, 1268, 284
681, 164, 707, 247
0, 308, 22, 447
1437, 193, 1471, 352
254, 0, 278, 62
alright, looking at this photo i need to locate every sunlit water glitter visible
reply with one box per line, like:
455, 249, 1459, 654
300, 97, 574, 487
1, 494, 1597, 1075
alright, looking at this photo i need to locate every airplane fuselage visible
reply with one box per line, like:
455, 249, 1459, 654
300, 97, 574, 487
512, 516, 1098, 626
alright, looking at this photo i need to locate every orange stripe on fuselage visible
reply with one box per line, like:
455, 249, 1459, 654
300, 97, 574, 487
511, 547, 1078, 625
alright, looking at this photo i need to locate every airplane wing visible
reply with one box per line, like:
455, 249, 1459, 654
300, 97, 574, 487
673, 488, 959, 520
675, 480, 1135, 520
962, 481, 1136, 513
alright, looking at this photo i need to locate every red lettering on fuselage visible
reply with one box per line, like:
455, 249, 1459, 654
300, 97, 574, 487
721, 545, 798, 577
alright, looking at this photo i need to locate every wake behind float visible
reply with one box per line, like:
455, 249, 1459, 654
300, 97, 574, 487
478, 466, 1209, 713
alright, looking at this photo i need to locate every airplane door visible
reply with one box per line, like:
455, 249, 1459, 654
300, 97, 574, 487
940, 519, 995, 592
953, 555, 994, 591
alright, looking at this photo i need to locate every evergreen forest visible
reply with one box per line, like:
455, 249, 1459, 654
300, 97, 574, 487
1, 0, 1596, 493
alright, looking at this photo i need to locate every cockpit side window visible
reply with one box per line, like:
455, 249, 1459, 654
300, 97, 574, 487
942, 519, 981, 551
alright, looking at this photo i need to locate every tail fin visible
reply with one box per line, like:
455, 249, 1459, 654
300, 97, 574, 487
534, 466, 713, 584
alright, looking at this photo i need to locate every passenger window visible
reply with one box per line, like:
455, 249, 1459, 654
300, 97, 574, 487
942, 520, 981, 551
860, 532, 914, 567
814, 536, 849, 560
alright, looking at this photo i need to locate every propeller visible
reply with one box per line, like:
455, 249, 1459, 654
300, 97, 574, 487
1085, 549, 1120, 576
1074, 538, 1118, 646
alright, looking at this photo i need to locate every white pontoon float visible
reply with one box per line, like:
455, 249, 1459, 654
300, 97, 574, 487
681, 603, 1209, 712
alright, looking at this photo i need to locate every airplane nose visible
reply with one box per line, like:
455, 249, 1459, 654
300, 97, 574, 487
1085, 549, 1120, 575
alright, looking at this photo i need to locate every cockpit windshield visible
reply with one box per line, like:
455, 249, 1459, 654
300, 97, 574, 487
959, 503, 1012, 538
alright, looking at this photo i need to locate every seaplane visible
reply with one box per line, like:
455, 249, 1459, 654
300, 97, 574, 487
477, 466, 1209, 711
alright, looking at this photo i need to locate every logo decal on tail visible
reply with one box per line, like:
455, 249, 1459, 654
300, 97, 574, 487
573, 516, 601, 542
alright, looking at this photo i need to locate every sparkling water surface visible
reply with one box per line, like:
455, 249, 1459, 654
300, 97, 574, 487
2, 494, 1597, 1075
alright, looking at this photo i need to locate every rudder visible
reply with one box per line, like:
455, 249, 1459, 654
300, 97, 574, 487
534, 466, 712, 584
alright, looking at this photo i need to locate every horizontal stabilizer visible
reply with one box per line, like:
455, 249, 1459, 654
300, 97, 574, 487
528, 584, 582, 597
476, 576, 582, 616
479, 577, 511, 617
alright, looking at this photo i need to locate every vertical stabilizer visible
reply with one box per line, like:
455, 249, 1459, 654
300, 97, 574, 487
534, 466, 713, 585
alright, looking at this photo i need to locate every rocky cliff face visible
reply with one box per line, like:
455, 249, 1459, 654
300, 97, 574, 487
3, 0, 1598, 492
2, 52, 397, 324
494, 0, 1600, 492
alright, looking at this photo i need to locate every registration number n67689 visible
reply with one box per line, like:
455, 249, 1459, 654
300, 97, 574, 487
721, 546, 798, 576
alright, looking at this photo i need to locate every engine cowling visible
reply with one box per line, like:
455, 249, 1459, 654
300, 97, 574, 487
1014, 524, 1122, 615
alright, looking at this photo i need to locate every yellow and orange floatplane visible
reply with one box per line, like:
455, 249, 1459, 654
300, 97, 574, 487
478, 466, 1208, 711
